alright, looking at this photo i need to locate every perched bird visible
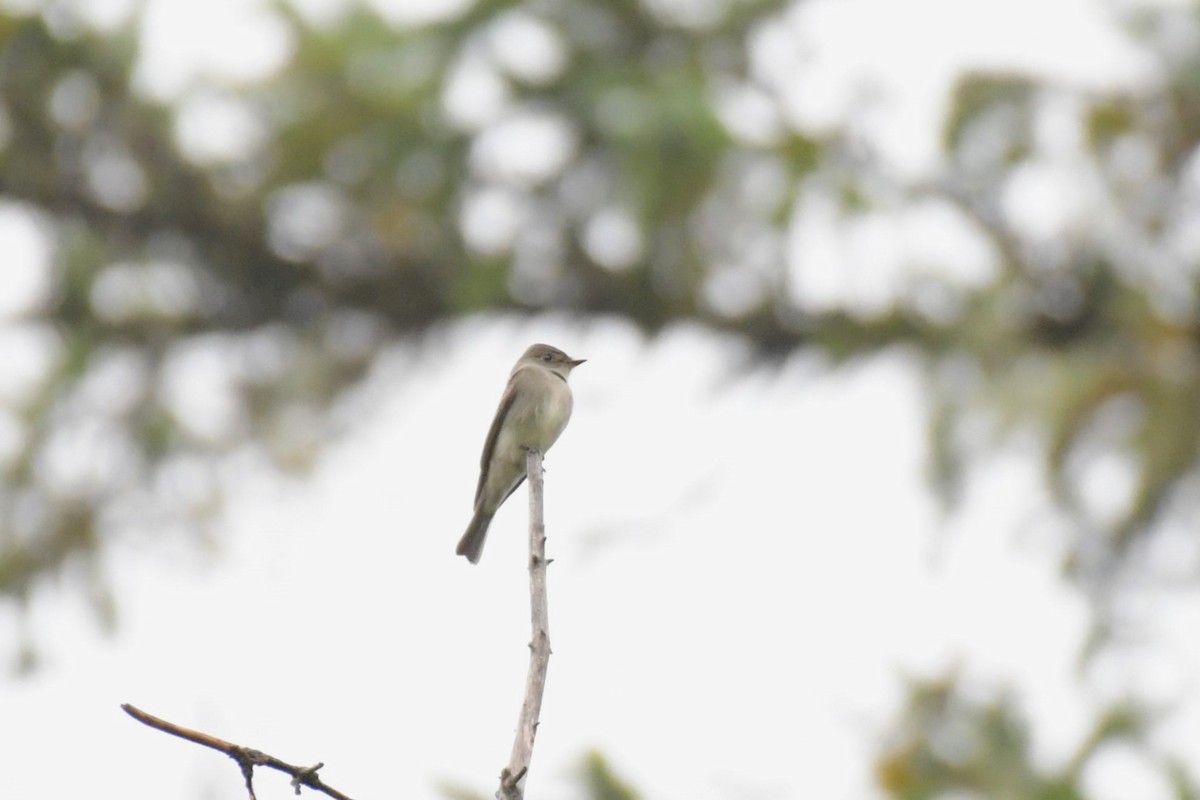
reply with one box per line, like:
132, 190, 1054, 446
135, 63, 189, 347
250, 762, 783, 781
456, 343, 585, 564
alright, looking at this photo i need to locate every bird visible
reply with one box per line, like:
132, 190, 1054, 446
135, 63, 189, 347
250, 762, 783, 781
456, 343, 585, 564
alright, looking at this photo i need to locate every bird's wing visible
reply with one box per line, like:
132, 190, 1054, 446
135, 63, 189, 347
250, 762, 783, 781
475, 378, 519, 505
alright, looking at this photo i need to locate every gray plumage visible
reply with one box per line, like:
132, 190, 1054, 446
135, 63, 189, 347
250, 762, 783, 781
456, 344, 585, 563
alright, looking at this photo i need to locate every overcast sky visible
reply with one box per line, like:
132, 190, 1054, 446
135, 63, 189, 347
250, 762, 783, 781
1, 2, 1197, 800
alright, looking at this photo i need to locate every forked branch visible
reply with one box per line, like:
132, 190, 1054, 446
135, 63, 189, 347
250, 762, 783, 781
121, 703, 354, 800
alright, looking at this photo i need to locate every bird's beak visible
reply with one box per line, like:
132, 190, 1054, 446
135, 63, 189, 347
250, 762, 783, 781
569, 358, 587, 367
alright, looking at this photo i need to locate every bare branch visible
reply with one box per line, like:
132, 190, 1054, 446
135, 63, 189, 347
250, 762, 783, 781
497, 448, 552, 800
121, 703, 355, 800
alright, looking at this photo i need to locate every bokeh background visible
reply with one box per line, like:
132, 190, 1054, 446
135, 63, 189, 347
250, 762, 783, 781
2, 0, 1200, 798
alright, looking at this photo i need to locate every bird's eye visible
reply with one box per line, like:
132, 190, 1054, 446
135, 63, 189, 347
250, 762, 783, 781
542, 353, 553, 362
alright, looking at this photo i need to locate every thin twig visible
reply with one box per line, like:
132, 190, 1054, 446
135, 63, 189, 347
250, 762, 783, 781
497, 448, 552, 800
121, 703, 355, 800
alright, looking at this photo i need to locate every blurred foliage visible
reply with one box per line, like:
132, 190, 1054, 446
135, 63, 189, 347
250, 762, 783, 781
581, 750, 642, 800
0, 0, 850, 626
1, 0, 1191, 615
874, 672, 1200, 800
0, 1, 1199, 792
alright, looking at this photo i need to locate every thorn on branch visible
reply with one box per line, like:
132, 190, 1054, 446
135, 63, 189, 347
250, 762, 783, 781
291, 763, 326, 795
501, 765, 528, 789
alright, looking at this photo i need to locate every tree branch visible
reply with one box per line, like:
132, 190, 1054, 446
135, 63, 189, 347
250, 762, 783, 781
121, 703, 355, 800
497, 448, 551, 800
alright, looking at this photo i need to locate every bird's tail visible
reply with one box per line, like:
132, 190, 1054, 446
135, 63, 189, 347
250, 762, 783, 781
456, 510, 493, 564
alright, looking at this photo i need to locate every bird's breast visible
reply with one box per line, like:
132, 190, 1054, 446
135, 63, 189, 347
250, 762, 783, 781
509, 375, 573, 451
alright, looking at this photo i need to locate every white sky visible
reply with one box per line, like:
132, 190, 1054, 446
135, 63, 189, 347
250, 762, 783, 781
7, 320, 1193, 800
2, 1, 1199, 799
